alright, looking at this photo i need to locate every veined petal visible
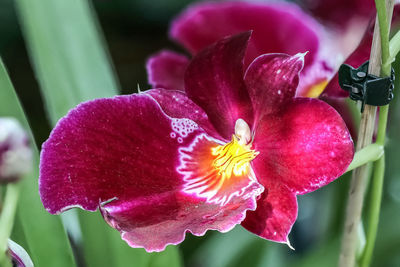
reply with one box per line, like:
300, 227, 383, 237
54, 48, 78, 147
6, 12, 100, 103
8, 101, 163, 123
170, 1, 320, 68
185, 32, 253, 140
252, 98, 354, 195
178, 134, 261, 206
101, 133, 263, 251
241, 183, 297, 244
40, 94, 262, 251
102, 179, 262, 252
146, 89, 221, 140
146, 50, 189, 91
244, 53, 304, 122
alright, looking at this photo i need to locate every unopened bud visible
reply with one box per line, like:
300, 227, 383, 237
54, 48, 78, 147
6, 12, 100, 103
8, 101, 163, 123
7, 239, 34, 267
0, 118, 32, 183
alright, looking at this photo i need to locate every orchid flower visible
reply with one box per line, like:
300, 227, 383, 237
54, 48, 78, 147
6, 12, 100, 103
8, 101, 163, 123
39, 32, 354, 252
147, 1, 335, 98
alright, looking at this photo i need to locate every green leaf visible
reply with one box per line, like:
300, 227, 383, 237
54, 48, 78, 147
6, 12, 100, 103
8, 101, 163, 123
78, 209, 182, 267
147, 246, 182, 267
14, 0, 182, 266
0, 59, 29, 127
15, 0, 119, 125
0, 58, 77, 267
189, 227, 286, 267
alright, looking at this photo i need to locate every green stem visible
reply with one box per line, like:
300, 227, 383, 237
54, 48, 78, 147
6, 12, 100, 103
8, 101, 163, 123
376, 105, 389, 145
360, 155, 385, 267
0, 183, 20, 267
375, 0, 391, 74
359, 1, 393, 266
345, 144, 384, 173
389, 30, 400, 62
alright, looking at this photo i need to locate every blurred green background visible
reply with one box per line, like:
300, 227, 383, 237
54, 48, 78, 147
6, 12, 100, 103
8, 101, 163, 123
0, 0, 399, 266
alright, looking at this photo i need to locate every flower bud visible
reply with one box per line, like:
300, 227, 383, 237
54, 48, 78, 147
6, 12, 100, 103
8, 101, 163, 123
7, 239, 34, 267
0, 118, 32, 183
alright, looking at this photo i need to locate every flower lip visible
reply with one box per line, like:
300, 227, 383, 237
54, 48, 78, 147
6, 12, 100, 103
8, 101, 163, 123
178, 117, 259, 206
178, 132, 260, 206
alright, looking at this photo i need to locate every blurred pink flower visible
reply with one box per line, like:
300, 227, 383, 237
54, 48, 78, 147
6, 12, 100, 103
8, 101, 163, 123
146, 1, 365, 140
298, 0, 374, 29
147, 1, 335, 98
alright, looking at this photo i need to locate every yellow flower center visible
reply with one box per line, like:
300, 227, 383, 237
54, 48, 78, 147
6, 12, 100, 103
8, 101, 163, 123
305, 79, 329, 98
211, 135, 259, 180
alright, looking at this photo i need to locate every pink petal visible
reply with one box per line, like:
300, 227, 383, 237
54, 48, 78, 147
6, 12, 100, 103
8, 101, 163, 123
102, 181, 262, 252
184, 32, 253, 140
102, 133, 263, 251
244, 53, 304, 122
40, 93, 263, 251
241, 183, 297, 244
146, 89, 221, 139
252, 98, 354, 195
146, 50, 189, 91
170, 2, 320, 69
320, 96, 357, 140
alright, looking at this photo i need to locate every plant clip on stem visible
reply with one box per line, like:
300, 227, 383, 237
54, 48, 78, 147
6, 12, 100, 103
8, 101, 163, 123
339, 60, 395, 112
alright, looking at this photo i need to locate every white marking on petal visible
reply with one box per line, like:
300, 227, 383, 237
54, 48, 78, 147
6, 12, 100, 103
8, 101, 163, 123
170, 118, 199, 138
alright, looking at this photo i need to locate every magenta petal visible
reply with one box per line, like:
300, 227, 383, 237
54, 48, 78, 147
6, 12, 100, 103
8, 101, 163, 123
101, 131, 264, 251
170, 2, 320, 68
252, 98, 354, 195
244, 53, 304, 122
40, 94, 190, 213
102, 179, 262, 252
320, 96, 357, 140
146, 50, 189, 91
185, 32, 253, 139
40, 94, 262, 251
242, 183, 297, 244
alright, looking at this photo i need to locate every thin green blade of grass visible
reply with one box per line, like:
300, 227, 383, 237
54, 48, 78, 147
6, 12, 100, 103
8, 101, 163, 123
14, 0, 182, 265
0, 58, 77, 267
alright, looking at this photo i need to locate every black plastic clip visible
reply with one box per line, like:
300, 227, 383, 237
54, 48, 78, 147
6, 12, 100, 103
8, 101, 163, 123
338, 61, 394, 112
